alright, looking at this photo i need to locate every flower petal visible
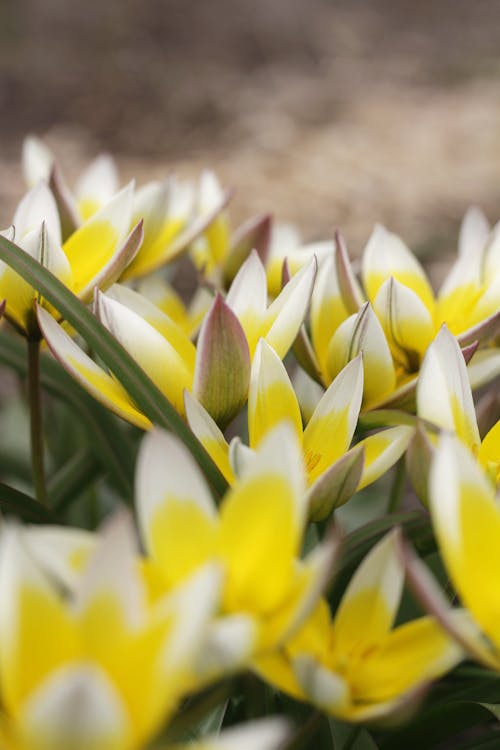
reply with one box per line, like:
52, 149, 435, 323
63, 183, 134, 295
22, 136, 54, 187
95, 290, 194, 415
135, 429, 218, 585
417, 325, 480, 450
75, 153, 120, 221
184, 390, 234, 484
357, 425, 413, 491
327, 303, 396, 409
224, 213, 272, 286
332, 530, 404, 654
308, 446, 364, 521
194, 294, 251, 427
303, 355, 363, 483
13, 181, 61, 244
248, 339, 302, 449
188, 718, 291, 750
362, 224, 434, 313
219, 424, 307, 614
37, 306, 151, 430
373, 277, 435, 367
0, 524, 78, 711
429, 434, 500, 650
351, 615, 462, 705
226, 250, 268, 354
263, 256, 316, 359
21, 664, 128, 750
310, 252, 352, 382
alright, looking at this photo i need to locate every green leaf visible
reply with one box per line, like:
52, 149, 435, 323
49, 449, 103, 512
0, 330, 134, 501
0, 482, 55, 523
0, 234, 227, 497
329, 720, 379, 750
379, 699, 500, 750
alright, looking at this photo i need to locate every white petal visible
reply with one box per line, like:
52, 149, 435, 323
75, 154, 119, 208
22, 136, 54, 188
22, 526, 95, 592
135, 428, 216, 552
417, 325, 480, 448
226, 249, 267, 322
199, 718, 291, 750
74, 511, 145, 630
458, 206, 490, 259
21, 664, 128, 750
13, 182, 61, 245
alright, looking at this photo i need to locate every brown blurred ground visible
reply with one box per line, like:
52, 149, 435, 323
2, 0, 500, 254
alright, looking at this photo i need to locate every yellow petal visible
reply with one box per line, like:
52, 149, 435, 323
136, 429, 218, 587
373, 277, 436, 368
64, 184, 133, 295
310, 254, 352, 382
248, 339, 302, 449
0, 526, 78, 712
417, 325, 480, 450
184, 391, 234, 484
478, 419, 500, 485
95, 291, 194, 416
351, 616, 462, 704
327, 303, 396, 409
332, 531, 403, 656
362, 224, 435, 314
303, 356, 363, 483
38, 307, 151, 430
357, 426, 413, 491
220, 425, 306, 615
430, 434, 500, 649
262, 256, 316, 359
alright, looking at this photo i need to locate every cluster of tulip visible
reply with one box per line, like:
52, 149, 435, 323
0, 136, 498, 750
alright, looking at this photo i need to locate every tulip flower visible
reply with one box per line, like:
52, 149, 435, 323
421, 434, 500, 669
135, 276, 212, 338
135, 424, 338, 662
0, 181, 142, 337
259, 531, 463, 722
22, 136, 230, 281
38, 252, 316, 426
185, 341, 413, 520
0, 513, 223, 750
306, 214, 500, 408
416, 324, 499, 486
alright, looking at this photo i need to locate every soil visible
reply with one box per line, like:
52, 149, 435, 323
2, 0, 500, 257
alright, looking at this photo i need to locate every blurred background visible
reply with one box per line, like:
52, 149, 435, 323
2, 0, 500, 255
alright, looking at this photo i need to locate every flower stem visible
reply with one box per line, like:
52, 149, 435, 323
27, 337, 47, 506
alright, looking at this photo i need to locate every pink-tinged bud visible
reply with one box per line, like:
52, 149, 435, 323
334, 230, 364, 314
194, 294, 251, 427
224, 213, 272, 286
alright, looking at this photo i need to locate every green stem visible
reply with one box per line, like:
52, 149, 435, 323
387, 457, 406, 514
27, 337, 47, 506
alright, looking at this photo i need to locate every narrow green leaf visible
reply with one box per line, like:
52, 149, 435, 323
49, 449, 103, 511
0, 482, 55, 523
329, 720, 378, 750
0, 234, 227, 496
0, 330, 134, 499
